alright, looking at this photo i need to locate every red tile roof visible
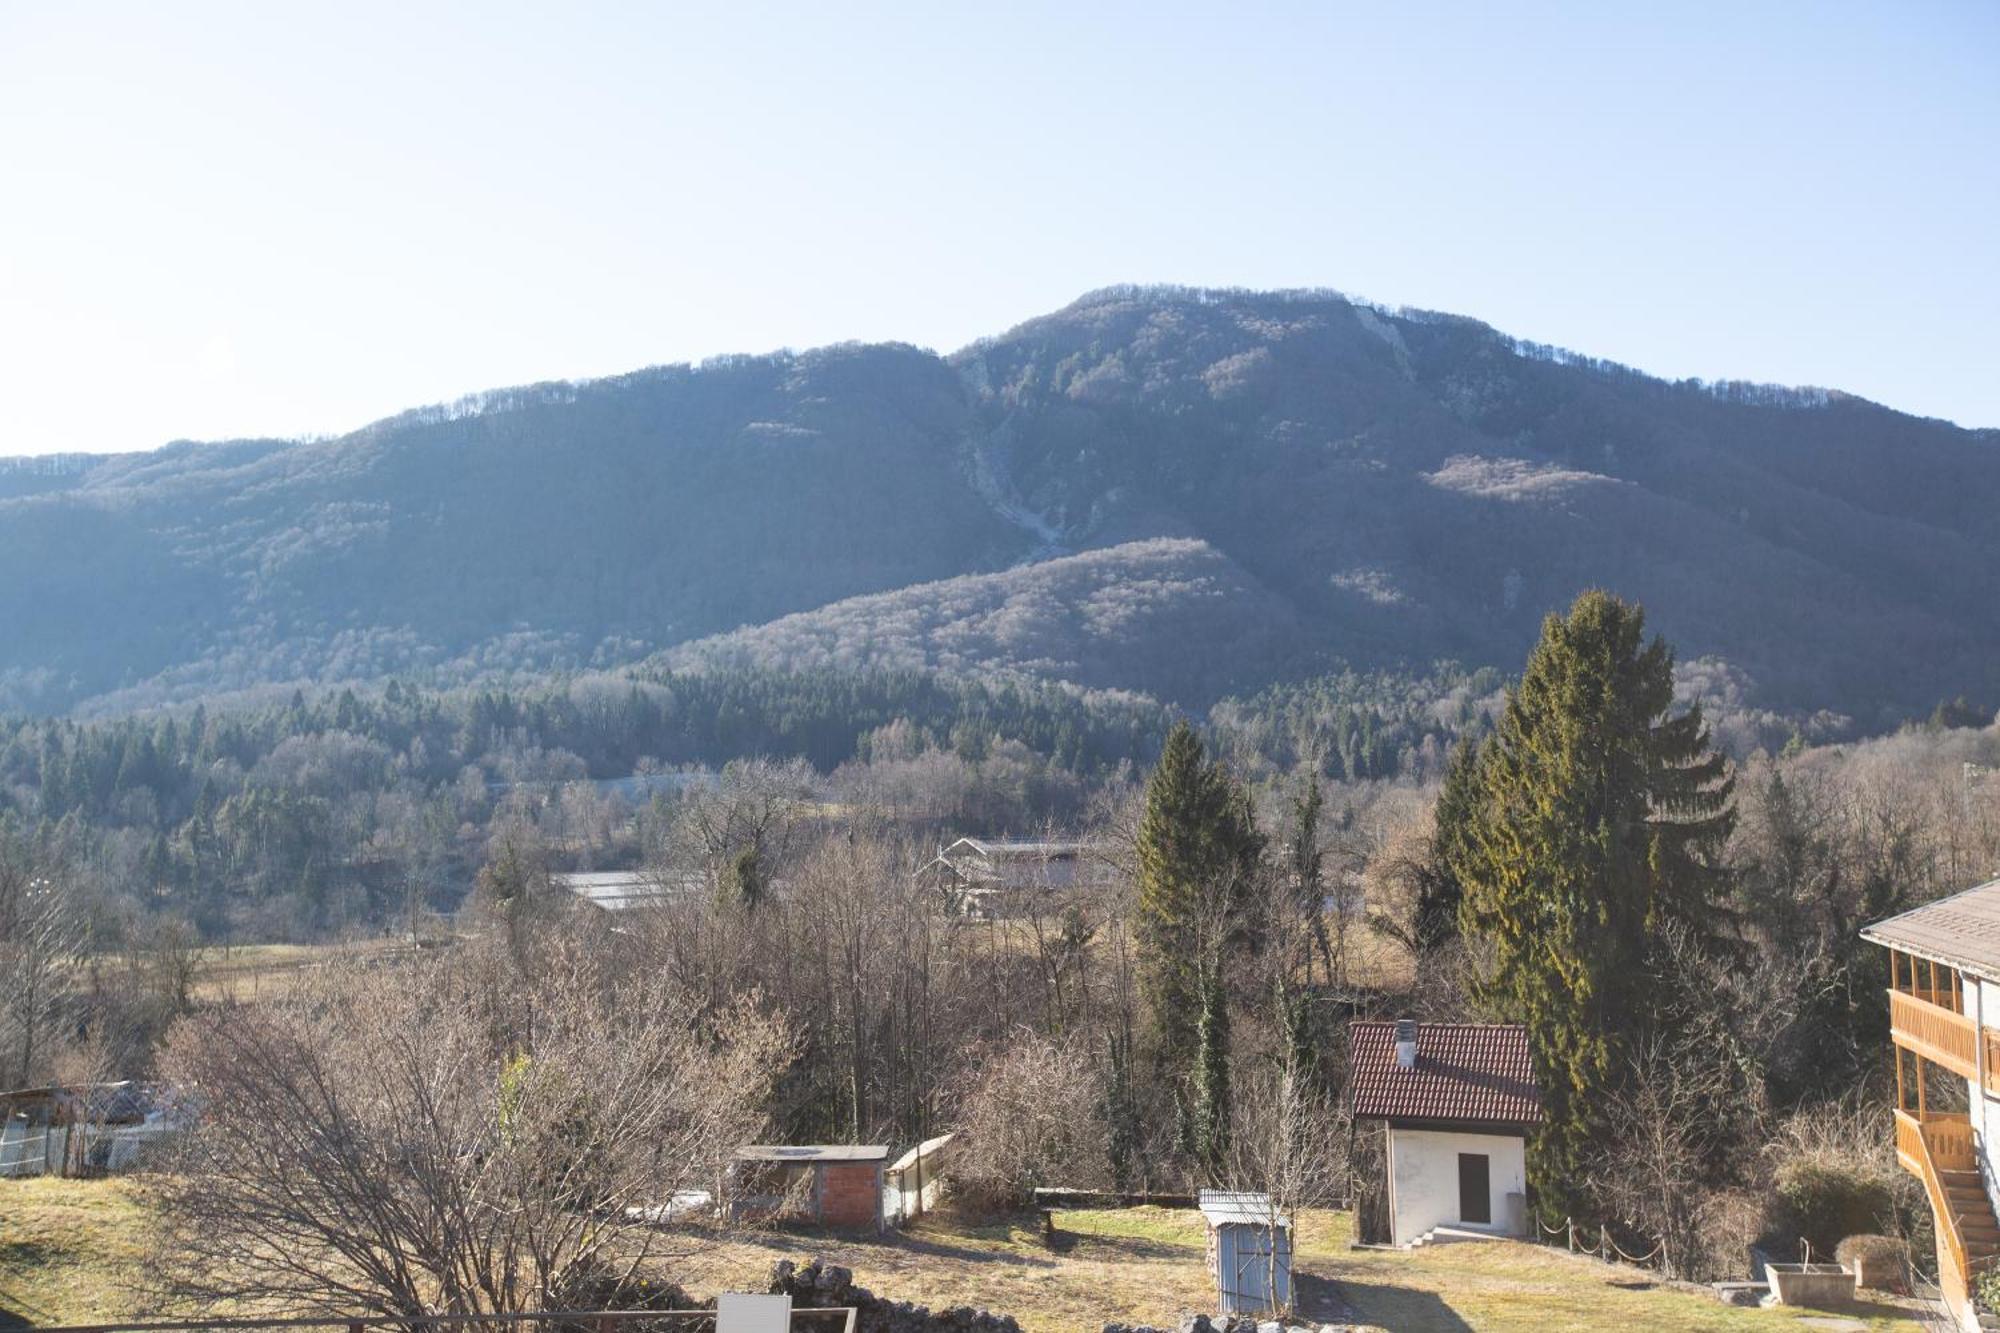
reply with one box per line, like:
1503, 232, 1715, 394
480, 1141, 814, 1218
1348, 1021, 1542, 1127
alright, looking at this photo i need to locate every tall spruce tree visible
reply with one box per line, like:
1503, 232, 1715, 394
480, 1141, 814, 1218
1448, 591, 1734, 1203
1417, 736, 1481, 954
1134, 721, 1262, 1115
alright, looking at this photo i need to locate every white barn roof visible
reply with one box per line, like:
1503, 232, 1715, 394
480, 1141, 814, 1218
554, 870, 679, 911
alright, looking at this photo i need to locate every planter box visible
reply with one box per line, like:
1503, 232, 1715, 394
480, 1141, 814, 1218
1764, 1263, 1858, 1308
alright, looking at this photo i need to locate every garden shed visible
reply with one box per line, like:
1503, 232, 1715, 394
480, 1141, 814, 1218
729, 1144, 890, 1231
1348, 1019, 1543, 1247
1198, 1188, 1293, 1314
0, 1081, 180, 1178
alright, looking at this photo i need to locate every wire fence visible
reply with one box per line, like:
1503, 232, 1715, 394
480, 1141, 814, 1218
0, 1121, 176, 1177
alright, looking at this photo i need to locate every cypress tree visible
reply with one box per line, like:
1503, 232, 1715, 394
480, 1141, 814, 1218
1134, 721, 1261, 1097
1450, 591, 1734, 1203
1419, 736, 1481, 954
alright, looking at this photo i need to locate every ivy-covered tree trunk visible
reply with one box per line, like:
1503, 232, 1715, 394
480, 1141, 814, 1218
1193, 961, 1231, 1182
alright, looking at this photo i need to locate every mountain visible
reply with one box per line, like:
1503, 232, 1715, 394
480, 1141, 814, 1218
3, 285, 1995, 723
666, 538, 1307, 705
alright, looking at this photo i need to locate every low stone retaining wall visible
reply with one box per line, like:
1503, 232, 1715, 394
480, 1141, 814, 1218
768, 1259, 1023, 1333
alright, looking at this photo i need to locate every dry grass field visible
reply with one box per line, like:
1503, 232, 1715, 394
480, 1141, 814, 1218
0, 1175, 151, 1327
0, 1176, 1931, 1333
673, 1204, 1927, 1333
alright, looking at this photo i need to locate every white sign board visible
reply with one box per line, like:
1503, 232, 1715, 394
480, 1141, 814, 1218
718, 1292, 793, 1333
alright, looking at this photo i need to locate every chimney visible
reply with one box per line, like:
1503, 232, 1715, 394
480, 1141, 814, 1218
1394, 1018, 1419, 1071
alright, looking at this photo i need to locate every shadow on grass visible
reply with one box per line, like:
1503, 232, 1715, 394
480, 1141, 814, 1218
1325, 1277, 1476, 1333
1050, 1230, 1196, 1263
0, 1249, 57, 1330
1798, 1296, 1933, 1322
895, 1232, 1059, 1269
722, 1219, 1063, 1270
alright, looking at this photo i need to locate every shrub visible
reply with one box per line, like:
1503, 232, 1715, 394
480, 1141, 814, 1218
1770, 1160, 1893, 1261
1978, 1264, 2000, 1315
1835, 1233, 1909, 1293
950, 1031, 1109, 1213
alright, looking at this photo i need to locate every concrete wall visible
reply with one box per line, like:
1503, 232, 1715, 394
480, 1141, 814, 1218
1386, 1127, 1527, 1246
885, 1134, 954, 1226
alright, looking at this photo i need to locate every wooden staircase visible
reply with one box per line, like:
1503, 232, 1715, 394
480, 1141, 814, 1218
1899, 1110, 1999, 1321
1940, 1164, 2000, 1268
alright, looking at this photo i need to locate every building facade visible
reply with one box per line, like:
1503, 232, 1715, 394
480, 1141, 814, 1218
1348, 1019, 1542, 1247
728, 1144, 890, 1231
1862, 880, 2000, 1327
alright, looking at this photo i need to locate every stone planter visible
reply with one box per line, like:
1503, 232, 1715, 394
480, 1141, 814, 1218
1764, 1263, 1858, 1308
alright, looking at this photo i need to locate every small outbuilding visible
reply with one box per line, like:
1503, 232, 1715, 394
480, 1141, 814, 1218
729, 1145, 890, 1231
1198, 1188, 1293, 1314
0, 1081, 180, 1177
1348, 1019, 1543, 1247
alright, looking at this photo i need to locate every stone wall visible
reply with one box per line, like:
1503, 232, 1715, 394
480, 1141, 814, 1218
768, 1259, 1022, 1333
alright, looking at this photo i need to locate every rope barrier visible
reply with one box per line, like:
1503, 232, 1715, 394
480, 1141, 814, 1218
1532, 1215, 1666, 1270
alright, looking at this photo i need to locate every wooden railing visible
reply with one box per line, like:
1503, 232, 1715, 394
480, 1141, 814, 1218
1889, 988, 1980, 1079
1896, 1108, 1984, 1322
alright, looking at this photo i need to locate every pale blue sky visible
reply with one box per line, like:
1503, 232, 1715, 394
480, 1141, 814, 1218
1, 2, 1995, 457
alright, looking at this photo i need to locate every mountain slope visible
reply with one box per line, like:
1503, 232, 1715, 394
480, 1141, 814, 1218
2, 285, 1995, 720
667, 538, 1306, 705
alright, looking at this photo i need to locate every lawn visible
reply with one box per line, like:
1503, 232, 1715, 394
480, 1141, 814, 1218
0, 1175, 152, 1327
0, 1180, 1930, 1333
675, 1206, 1931, 1333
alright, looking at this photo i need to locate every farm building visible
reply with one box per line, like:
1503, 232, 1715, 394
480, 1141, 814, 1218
1198, 1189, 1293, 1314
914, 837, 1112, 917
729, 1144, 890, 1231
554, 869, 688, 911
0, 1081, 182, 1177
1348, 1019, 1543, 1247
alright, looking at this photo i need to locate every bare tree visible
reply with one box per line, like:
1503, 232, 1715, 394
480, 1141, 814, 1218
0, 833, 84, 1089
661, 759, 815, 906
1583, 1034, 1730, 1280
952, 1028, 1110, 1211
1223, 1049, 1347, 1313
150, 941, 793, 1317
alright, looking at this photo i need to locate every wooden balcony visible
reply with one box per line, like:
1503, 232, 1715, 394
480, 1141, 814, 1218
1880, 976, 2000, 1088
1890, 988, 1979, 1079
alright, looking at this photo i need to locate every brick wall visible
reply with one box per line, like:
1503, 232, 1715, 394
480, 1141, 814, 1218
817, 1162, 882, 1228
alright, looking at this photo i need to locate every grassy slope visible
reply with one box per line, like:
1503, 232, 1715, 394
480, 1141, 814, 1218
0, 1183, 1926, 1333
676, 1205, 1927, 1333
0, 1176, 150, 1327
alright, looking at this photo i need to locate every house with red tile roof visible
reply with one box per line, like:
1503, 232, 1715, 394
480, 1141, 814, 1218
1347, 1018, 1543, 1246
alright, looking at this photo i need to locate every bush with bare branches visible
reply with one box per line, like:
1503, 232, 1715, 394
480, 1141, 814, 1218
150, 942, 793, 1316
951, 1031, 1110, 1211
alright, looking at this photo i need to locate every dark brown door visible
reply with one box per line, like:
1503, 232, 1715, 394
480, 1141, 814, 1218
1457, 1152, 1491, 1225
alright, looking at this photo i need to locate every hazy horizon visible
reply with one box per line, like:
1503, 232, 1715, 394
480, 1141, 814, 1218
3, 1, 1996, 457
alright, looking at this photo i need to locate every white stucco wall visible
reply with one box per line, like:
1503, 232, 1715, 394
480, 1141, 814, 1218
1972, 979, 2000, 1195
1386, 1127, 1527, 1246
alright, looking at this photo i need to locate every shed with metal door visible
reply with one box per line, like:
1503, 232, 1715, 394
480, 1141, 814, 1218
1198, 1188, 1292, 1314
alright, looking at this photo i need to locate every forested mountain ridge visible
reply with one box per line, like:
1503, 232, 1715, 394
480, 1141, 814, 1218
4, 285, 1995, 723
